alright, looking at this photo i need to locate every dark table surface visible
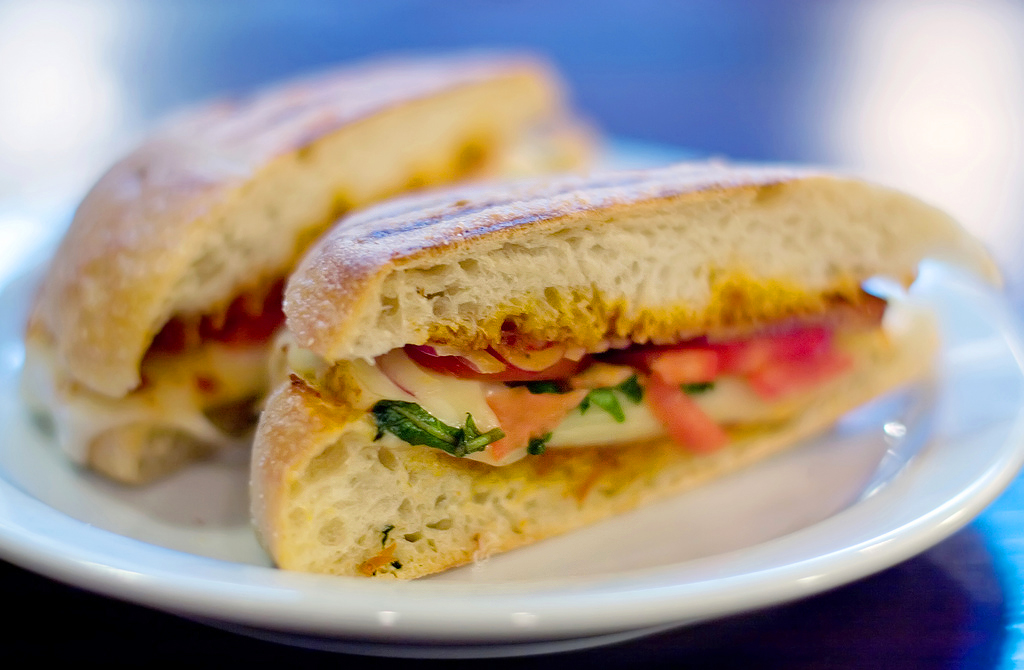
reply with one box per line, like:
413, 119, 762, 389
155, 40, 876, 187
2, 1, 1024, 666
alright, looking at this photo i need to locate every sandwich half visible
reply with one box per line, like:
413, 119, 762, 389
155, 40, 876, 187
253, 161, 997, 579
21, 52, 591, 484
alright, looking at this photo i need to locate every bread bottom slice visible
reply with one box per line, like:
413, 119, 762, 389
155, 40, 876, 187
251, 311, 935, 579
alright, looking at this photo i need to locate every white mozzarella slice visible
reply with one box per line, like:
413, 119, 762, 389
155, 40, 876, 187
546, 398, 663, 447
374, 350, 500, 431
22, 340, 269, 462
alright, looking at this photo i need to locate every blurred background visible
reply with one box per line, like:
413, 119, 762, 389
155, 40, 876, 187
1, 0, 1022, 294
2, 0, 1024, 666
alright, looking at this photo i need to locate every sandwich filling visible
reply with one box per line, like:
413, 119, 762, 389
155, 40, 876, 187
21, 281, 287, 465
289, 294, 894, 467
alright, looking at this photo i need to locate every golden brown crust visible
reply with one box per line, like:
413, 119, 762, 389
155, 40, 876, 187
285, 162, 997, 361
284, 165, 802, 354
251, 375, 356, 555
29, 52, 574, 398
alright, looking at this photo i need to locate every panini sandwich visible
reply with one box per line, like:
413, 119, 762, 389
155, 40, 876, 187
252, 161, 996, 579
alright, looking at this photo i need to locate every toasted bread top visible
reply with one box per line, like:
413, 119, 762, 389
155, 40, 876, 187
29, 52, 583, 397
285, 161, 998, 362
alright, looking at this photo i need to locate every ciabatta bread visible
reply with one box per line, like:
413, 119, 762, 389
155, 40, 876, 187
252, 162, 995, 578
22, 52, 592, 483
285, 162, 995, 360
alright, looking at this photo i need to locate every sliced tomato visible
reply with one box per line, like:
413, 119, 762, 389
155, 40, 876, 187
710, 326, 832, 375
746, 349, 854, 400
151, 281, 286, 354
201, 280, 285, 345
710, 339, 774, 375
485, 386, 589, 461
650, 349, 719, 385
761, 325, 833, 363
601, 325, 834, 375
645, 374, 729, 453
405, 345, 586, 382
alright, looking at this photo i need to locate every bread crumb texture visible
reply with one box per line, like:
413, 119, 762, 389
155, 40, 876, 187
287, 166, 994, 362
269, 410, 723, 579
252, 318, 932, 579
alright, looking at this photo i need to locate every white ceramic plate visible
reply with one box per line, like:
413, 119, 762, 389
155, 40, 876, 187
1, 249, 1023, 657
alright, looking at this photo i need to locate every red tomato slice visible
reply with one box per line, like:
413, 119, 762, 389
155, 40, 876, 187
710, 326, 828, 374
650, 349, 719, 385
200, 281, 285, 345
645, 374, 729, 453
762, 326, 833, 362
746, 349, 854, 400
485, 387, 589, 461
710, 339, 773, 375
602, 325, 834, 376
405, 345, 586, 382
150, 282, 285, 353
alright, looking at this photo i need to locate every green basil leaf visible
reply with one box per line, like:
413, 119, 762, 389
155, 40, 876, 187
524, 380, 568, 394
371, 401, 504, 457
372, 400, 460, 450
459, 426, 506, 455
527, 432, 552, 456
580, 388, 625, 422
616, 375, 644, 403
463, 412, 481, 439
681, 381, 715, 395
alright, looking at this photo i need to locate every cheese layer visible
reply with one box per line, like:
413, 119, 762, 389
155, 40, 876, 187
22, 339, 271, 463
298, 324, 896, 467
